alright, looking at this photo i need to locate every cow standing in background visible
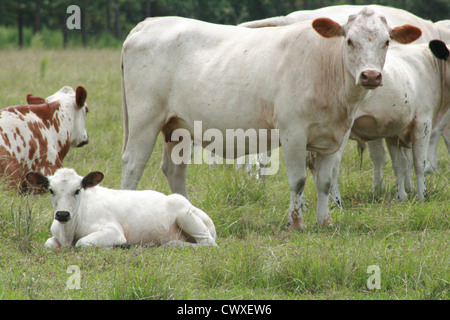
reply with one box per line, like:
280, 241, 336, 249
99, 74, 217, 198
0, 86, 89, 192
121, 8, 421, 230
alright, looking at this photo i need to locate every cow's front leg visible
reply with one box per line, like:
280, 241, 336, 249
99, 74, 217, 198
281, 134, 308, 230
44, 237, 60, 250
314, 152, 338, 226
75, 227, 127, 249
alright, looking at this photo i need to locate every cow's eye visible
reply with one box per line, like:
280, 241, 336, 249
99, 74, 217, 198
347, 38, 353, 46
75, 189, 81, 196
385, 40, 390, 47
49, 189, 54, 195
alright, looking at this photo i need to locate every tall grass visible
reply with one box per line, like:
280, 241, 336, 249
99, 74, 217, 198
0, 49, 448, 300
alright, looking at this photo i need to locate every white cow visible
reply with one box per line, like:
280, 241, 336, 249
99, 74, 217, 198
347, 40, 450, 201
120, 9, 421, 229
26, 168, 217, 249
240, 5, 450, 202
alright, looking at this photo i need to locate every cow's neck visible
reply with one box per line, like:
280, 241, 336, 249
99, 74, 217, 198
50, 103, 74, 163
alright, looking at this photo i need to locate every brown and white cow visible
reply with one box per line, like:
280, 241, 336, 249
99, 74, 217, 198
120, 9, 421, 229
0, 86, 89, 192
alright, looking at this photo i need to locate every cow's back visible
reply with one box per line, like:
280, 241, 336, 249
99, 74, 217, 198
0, 103, 63, 190
122, 17, 345, 136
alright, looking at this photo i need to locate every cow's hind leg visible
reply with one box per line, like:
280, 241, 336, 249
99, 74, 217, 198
168, 195, 217, 246
122, 115, 164, 190
161, 139, 189, 198
367, 139, 386, 198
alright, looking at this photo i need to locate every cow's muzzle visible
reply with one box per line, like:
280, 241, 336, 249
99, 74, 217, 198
359, 71, 383, 89
55, 211, 71, 223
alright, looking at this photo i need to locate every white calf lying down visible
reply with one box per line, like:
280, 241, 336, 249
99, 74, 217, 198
26, 168, 217, 249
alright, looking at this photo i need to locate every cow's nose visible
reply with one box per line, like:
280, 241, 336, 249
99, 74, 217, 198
360, 71, 382, 88
55, 211, 70, 222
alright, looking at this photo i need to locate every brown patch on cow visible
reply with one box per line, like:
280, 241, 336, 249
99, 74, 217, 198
0, 101, 70, 193
391, 24, 422, 44
26, 94, 46, 105
161, 116, 190, 143
312, 18, 343, 38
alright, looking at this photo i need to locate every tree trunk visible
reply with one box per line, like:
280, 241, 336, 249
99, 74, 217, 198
18, 8, 23, 48
33, 0, 42, 34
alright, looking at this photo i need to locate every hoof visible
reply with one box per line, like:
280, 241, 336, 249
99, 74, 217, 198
322, 217, 333, 227
291, 219, 307, 231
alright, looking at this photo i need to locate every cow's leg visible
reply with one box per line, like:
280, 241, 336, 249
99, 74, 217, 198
281, 134, 308, 230
385, 137, 408, 201
314, 152, 338, 226
167, 195, 217, 246
411, 119, 432, 200
328, 130, 350, 208
121, 114, 164, 190
367, 139, 386, 198
44, 237, 60, 250
403, 147, 414, 193
75, 227, 127, 248
161, 140, 189, 198
443, 123, 450, 153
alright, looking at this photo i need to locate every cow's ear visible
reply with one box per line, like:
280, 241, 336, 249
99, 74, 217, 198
75, 86, 87, 108
82, 171, 104, 189
26, 94, 46, 105
26, 172, 49, 190
390, 24, 422, 44
312, 18, 343, 38
429, 40, 449, 61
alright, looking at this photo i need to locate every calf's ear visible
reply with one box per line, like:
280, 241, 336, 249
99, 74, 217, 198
390, 24, 422, 44
429, 40, 449, 61
82, 171, 104, 189
75, 86, 87, 108
312, 18, 343, 38
25, 172, 49, 190
26, 94, 46, 105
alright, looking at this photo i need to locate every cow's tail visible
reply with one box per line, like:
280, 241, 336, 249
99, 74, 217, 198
121, 50, 129, 154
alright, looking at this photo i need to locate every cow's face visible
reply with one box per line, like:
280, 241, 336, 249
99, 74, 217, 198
26, 169, 104, 224
46, 86, 89, 148
312, 7, 422, 89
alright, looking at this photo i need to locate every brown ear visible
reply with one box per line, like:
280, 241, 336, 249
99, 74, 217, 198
81, 171, 104, 189
390, 24, 422, 44
26, 94, 46, 105
25, 172, 49, 190
75, 86, 87, 108
312, 18, 343, 38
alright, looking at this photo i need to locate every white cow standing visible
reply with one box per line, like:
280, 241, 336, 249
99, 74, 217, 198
26, 168, 217, 249
120, 9, 421, 230
240, 5, 450, 203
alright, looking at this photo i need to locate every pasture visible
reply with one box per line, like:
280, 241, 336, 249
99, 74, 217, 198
0, 49, 448, 300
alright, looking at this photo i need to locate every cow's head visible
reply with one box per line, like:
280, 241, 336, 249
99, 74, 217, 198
26, 168, 104, 224
312, 7, 422, 89
44, 86, 89, 148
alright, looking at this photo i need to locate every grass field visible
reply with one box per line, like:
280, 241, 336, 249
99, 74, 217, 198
0, 49, 448, 300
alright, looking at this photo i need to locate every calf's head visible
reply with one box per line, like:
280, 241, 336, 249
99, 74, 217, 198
43, 86, 90, 148
26, 168, 104, 224
312, 7, 422, 89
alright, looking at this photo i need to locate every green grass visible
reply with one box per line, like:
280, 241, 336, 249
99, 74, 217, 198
0, 49, 448, 300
